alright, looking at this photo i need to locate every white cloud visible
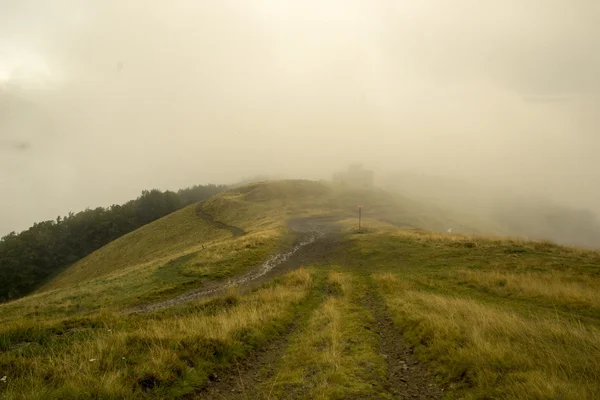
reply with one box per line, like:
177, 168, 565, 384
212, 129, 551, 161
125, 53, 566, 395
1, 0, 600, 233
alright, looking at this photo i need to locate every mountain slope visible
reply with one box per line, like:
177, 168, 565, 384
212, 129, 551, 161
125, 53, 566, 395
4, 180, 484, 323
0, 184, 226, 302
2, 180, 598, 399
43, 204, 230, 291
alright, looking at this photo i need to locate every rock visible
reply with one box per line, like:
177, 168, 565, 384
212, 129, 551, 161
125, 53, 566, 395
364, 361, 376, 368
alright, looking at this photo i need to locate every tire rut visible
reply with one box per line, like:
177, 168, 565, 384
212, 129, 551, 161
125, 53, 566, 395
127, 232, 322, 314
193, 277, 327, 399
127, 217, 343, 314
196, 203, 245, 237
362, 277, 444, 400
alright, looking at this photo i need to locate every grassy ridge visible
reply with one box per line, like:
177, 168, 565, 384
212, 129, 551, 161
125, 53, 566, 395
350, 229, 600, 399
2, 181, 600, 399
43, 204, 229, 291
0, 269, 314, 399
17, 179, 488, 321
0, 205, 284, 325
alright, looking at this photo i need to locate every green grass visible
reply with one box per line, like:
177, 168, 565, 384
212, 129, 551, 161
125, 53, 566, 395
349, 228, 600, 399
0, 204, 286, 324
45, 204, 230, 290
2, 180, 600, 399
375, 275, 600, 399
254, 270, 390, 400
0, 269, 315, 399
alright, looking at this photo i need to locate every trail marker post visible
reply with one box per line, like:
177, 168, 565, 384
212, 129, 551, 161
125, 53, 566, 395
358, 205, 363, 232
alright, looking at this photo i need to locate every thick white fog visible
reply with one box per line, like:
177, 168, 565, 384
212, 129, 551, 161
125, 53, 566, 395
1, 0, 599, 235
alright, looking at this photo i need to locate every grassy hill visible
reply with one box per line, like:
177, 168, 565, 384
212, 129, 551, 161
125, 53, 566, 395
1, 180, 599, 399
0, 185, 227, 302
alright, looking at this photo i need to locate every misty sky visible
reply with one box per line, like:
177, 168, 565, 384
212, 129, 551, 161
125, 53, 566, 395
1, 0, 599, 235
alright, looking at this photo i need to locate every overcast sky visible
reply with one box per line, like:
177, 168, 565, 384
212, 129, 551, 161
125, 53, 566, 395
1, 0, 599, 235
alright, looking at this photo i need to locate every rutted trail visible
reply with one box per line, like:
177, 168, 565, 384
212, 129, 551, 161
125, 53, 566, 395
195, 203, 245, 237
196, 273, 328, 399
198, 269, 443, 399
363, 276, 444, 399
129, 231, 323, 313
126, 216, 342, 314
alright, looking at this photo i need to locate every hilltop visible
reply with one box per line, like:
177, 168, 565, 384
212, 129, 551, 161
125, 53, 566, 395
1, 180, 599, 399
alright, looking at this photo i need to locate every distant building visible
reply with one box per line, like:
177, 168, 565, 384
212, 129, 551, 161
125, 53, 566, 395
333, 164, 374, 187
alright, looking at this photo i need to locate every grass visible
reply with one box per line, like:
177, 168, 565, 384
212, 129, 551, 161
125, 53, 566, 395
254, 269, 389, 399
0, 211, 283, 324
13, 179, 487, 325
2, 180, 600, 399
0, 268, 314, 399
44, 204, 231, 290
376, 279, 600, 399
357, 229, 600, 399
205, 180, 482, 235
449, 268, 600, 312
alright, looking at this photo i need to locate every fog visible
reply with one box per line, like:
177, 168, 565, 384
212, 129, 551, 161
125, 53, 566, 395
1, 0, 600, 238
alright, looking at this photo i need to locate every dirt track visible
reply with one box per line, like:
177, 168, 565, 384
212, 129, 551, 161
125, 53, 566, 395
128, 217, 342, 314
193, 218, 443, 399
195, 281, 325, 400
196, 203, 245, 237
362, 277, 443, 399
129, 215, 443, 399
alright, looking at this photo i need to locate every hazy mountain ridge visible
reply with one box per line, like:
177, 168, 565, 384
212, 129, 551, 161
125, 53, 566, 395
382, 171, 600, 248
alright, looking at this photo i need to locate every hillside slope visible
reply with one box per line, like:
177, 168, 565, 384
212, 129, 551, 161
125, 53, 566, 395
43, 204, 230, 291
47, 180, 486, 291
0, 184, 226, 302
2, 180, 598, 399
2, 180, 484, 324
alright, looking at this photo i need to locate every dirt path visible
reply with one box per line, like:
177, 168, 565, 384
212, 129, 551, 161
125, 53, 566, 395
193, 333, 290, 399
127, 217, 343, 314
128, 231, 322, 314
196, 203, 245, 237
173, 215, 444, 399
191, 221, 346, 399
362, 277, 444, 400
197, 272, 444, 400
193, 276, 327, 400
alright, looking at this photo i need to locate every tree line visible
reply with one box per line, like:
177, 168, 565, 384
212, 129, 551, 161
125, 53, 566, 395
0, 184, 227, 301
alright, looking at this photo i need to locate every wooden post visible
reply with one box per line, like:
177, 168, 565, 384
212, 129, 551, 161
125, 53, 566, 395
358, 206, 363, 232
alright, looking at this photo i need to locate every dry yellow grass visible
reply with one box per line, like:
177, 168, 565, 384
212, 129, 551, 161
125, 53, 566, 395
452, 269, 600, 310
0, 268, 313, 399
376, 274, 600, 399
5, 180, 600, 399
372, 272, 411, 292
259, 270, 389, 399
142, 270, 311, 342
